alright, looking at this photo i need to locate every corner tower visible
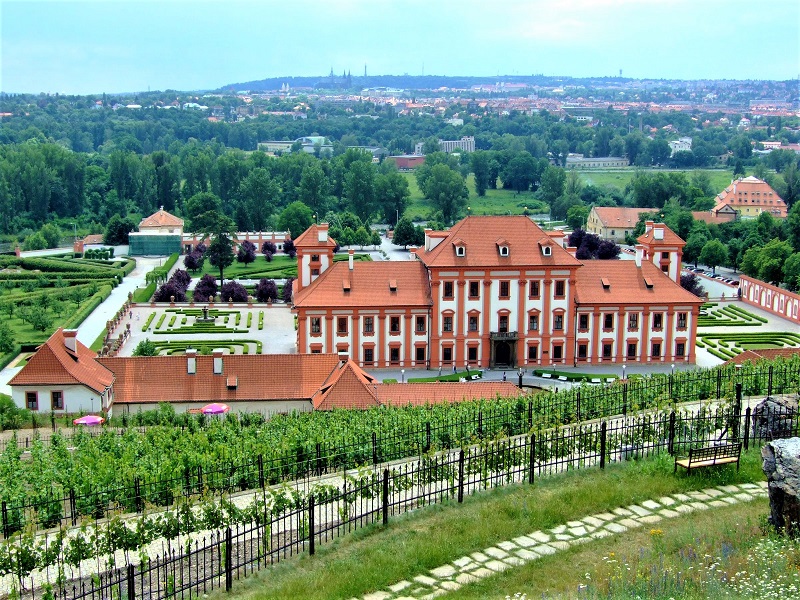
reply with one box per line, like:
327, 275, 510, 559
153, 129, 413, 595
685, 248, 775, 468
294, 223, 337, 292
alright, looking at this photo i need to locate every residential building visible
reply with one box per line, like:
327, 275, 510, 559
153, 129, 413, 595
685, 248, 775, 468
668, 137, 692, 156
293, 216, 702, 368
9, 329, 114, 414
388, 155, 426, 170
713, 176, 787, 219
586, 207, 654, 243
10, 329, 523, 414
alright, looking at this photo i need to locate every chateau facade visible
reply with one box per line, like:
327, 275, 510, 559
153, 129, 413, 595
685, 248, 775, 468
292, 217, 702, 369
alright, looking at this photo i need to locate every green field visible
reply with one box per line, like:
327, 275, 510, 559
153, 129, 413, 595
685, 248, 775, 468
403, 168, 736, 222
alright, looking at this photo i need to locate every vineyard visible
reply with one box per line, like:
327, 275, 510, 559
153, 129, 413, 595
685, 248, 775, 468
1, 357, 797, 540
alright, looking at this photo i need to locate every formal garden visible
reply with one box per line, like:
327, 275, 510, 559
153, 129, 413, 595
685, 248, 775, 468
696, 302, 800, 360
0, 252, 134, 369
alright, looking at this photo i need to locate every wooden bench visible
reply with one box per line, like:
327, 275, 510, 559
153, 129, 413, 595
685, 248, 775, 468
674, 443, 741, 475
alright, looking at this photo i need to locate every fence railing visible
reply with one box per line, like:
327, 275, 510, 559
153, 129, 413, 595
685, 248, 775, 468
7, 402, 799, 600
2, 361, 798, 539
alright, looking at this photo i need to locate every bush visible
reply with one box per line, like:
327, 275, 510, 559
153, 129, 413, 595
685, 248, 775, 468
220, 281, 248, 302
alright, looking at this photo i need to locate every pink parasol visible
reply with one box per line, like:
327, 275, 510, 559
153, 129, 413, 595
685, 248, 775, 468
200, 403, 230, 415
73, 415, 105, 426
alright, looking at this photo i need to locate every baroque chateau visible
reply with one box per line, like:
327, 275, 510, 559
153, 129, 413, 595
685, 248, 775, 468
293, 216, 702, 369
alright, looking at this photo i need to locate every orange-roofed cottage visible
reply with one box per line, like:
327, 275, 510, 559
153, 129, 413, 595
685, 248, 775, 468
9, 329, 114, 414
292, 216, 703, 369
713, 176, 787, 219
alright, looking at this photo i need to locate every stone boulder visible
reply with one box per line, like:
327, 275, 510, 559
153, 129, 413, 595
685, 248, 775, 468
751, 394, 798, 442
762, 438, 800, 536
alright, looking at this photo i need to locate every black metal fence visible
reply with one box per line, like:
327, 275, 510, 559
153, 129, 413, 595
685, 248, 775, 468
2, 361, 798, 538
8, 402, 799, 600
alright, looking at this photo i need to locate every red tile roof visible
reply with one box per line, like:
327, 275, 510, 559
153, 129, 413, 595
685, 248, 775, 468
637, 223, 686, 247
293, 224, 337, 248
418, 216, 581, 269
97, 353, 341, 404
724, 347, 800, 366
312, 360, 380, 410
575, 261, 702, 305
375, 381, 524, 407
10, 329, 114, 393
293, 261, 432, 309
139, 208, 184, 228
713, 176, 787, 216
592, 207, 654, 229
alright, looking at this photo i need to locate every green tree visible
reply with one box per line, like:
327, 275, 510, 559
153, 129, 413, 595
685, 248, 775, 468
238, 168, 278, 231
344, 160, 377, 223
278, 201, 313, 238
104, 214, 136, 245
196, 210, 237, 284
649, 138, 671, 166
39, 223, 62, 248
684, 231, 709, 267
423, 164, 468, 224
501, 152, 538, 193
539, 166, 566, 206
184, 192, 223, 231
566, 205, 590, 230
786, 202, 800, 252
783, 252, 800, 291
22, 232, 47, 251
471, 151, 490, 197
0, 320, 14, 353
375, 169, 410, 225
133, 339, 158, 356
393, 217, 417, 248
298, 162, 329, 216
698, 239, 728, 275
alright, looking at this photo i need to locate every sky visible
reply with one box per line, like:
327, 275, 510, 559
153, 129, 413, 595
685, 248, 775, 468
1, 0, 798, 95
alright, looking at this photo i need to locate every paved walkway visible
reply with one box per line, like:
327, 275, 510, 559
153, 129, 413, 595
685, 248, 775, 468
354, 481, 768, 600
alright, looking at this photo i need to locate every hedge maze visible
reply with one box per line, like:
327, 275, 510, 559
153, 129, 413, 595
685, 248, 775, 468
140, 307, 266, 340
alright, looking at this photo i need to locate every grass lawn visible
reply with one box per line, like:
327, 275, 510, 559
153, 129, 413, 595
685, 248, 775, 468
402, 168, 735, 223
216, 450, 771, 600
577, 168, 735, 194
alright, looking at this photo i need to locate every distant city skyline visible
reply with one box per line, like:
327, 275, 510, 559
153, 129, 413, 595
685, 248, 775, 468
2, 0, 798, 95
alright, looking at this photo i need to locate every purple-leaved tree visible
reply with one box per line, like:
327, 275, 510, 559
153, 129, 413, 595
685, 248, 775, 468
237, 240, 257, 267
193, 274, 218, 302
255, 278, 278, 302
220, 281, 249, 302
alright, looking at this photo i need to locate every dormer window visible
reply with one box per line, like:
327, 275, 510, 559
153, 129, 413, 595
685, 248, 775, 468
499, 245, 509, 257
542, 246, 552, 256
455, 246, 466, 257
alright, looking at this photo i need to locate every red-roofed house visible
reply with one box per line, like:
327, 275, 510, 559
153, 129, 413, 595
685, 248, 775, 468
713, 176, 787, 219
292, 216, 702, 368
9, 329, 114, 414
586, 207, 655, 242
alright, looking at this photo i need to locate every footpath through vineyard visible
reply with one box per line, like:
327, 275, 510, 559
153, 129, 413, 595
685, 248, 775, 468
2, 391, 779, 599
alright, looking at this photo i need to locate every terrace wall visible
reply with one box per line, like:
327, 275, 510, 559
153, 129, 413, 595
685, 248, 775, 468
739, 275, 800, 326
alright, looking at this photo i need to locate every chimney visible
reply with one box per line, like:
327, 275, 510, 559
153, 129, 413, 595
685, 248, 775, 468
653, 225, 664, 240
635, 244, 645, 268
644, 220, 654, 235
186, 348, 197, 374
63, 329, 78, 353
348, 249, 354, 270
317, 223, 328, 243
213, 350, 223, 374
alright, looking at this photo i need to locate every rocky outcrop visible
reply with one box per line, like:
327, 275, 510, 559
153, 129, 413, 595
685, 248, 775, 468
751, 395, 798, 442
762, 438, 800, 536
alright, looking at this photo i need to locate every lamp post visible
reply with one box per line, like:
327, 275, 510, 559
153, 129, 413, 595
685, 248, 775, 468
518, 367, 524, 389
467, 206, 471, 216
71, 223, 77, 243
622, 364, 626, 381
401, 369, 405, 384
671, 363, 675, 377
